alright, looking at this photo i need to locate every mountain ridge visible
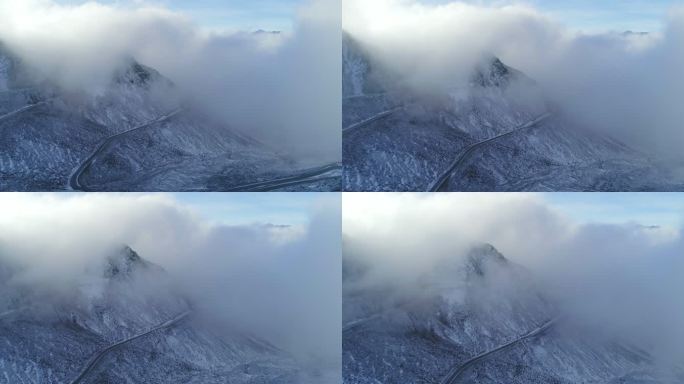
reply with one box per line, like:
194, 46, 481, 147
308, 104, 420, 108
0, 43, 340, 191
342, 34, 683, 191
343, 243, 677, 383
0, 245, 305, 383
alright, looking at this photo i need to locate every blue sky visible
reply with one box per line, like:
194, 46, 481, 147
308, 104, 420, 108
173, 192, 329, 226
544, 193, 684, 229
526, 0, 681, 33
175, 192, 684, 229
154, 0, 302, 31
426, 0, 683, 32
9, 193, 331, 230
55, 0, 303, 31
53, 0, 682, 32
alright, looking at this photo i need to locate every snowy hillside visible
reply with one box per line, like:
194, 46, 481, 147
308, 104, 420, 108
342, 244, 680, 383
342, 34, 684, 192
0, 246, 305, 384
0, 45, 340, 191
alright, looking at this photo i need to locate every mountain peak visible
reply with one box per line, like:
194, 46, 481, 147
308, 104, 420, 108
104, 246, 162, 279
429, 243, 509, 282
465, 243, 508, 277
113, 58, 168, 88
470, 55, 520, 88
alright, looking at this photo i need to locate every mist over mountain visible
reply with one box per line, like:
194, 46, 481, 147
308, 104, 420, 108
343, 193, 684, 383
342, 0, 684, 191
0, 245, 308, 383
0, 193, 341, 383
0, 0, 341, 191
344, 242, 679, 383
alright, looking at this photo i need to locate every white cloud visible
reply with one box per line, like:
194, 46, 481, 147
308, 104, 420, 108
0, 192, 340, 370
343, 192, 684, 361
343, 192, 574, 277
0, 0, 340, 161
343, 0, 684, 158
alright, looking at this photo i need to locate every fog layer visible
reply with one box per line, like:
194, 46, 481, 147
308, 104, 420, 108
0, 0, 340, 161
0, 193, 341, 371
343, 0, 684, 158
343, 193, 684, 363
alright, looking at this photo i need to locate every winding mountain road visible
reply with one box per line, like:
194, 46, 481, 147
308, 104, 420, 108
343, 107, 403, 135
342, 313, 383, 333
0, 308, 24, 319
68, 311, 191, 384
343, 93, 388, 101
0, 101, 48, 123
428, 113, 552, 192
439, 318, 557, 384
68, 109, 182, 191
225, 162, 342, 192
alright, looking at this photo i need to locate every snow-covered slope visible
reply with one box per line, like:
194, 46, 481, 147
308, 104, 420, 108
448, 116, 683, 191
342, 34, 683, 191
0, 54, 10, 92
0, 246, 302, 384
0, 45, 339, 191
342, 244, 680, 383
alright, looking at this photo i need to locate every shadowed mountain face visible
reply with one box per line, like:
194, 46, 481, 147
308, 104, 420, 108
0, 45, 340, 192
0, 246, 304, 384
342, 244, 681, 384
103, 246, 164, 279
470, 57, 526, 89
342, 34, 684, 192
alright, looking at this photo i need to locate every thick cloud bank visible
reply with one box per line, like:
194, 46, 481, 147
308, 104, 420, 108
0, 0, 340, 161
343, 193, 684, 363
343, 0, 684, 158
0, 193, 340, 372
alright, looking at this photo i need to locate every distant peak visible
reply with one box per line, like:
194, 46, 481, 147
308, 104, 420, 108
253, 29, 281, 35
622, 30, 649, 36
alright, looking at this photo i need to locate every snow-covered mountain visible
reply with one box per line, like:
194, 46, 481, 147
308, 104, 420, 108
0, 44, 340, 191
343, 244, 680, 383
342, 33, 684, 191
0, 246, 306, 384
